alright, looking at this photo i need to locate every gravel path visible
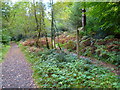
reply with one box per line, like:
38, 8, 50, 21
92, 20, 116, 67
2, 43, 36, 88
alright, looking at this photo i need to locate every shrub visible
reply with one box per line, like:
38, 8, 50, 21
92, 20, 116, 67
2, 35, 11, 44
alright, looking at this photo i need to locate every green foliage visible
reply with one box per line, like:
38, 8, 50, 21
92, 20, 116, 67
2, 28, 11, 44
2, 1, 120, 42
79, 39, 120, 66
64, 40, 76, 50
86, 2, 120, 37
104, 35, 115, 40
95, 45, 120, 66
0, 44, 10, 62
82, 46, 92, 57
53, 2, 73, 32
69, 2, 82, 28
2, 2, 11, 24
77, 36, 120, 67
21, 45, 119, 88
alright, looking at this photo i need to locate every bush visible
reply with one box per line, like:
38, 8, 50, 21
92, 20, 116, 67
2, 35, 11, 44
2, 28, 12, 44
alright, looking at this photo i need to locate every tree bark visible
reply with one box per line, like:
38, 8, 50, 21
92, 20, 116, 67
51, 0, 55, 49
33, 0, 40, 47
82, 8, 86, 31
41, 3, 50, 49
45, 31, 50, 49
76, 27, 79, 58
33, 0, 39, 32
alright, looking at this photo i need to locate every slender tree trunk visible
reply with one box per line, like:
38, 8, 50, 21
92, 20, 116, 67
51, 0, 55, 49
76, 27, 79, 58
54, 20, 61, 50
54, 19, 62, 50
45, 31, 50, 49
33, 0, 40, 47
41, 3, 50, 49
38, 14, 42, 39
51, 0, 54, 49
33, 0, 39, 32
57, 33, 61, 50
82, 8, 86, 31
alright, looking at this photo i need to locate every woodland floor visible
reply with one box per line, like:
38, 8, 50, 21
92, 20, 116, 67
64, 49, 120, 75
78, 55, 120, 75
2, 43, 36, 88
1, 43, 120, 88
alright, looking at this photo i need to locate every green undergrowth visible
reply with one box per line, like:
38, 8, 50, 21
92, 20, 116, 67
93, 41, 120, 67
20, 44, 119, 88
0, 44, 10, 63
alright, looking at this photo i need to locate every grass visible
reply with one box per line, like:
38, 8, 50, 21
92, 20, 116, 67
0, 43, 10, 63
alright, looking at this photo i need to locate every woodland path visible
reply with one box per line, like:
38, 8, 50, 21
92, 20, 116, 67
2, 43, 36, 88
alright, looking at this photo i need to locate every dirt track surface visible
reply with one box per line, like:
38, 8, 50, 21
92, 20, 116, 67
2, 43, 36, 88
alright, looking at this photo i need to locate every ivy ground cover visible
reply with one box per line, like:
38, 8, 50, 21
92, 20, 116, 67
21, 45, 119, 88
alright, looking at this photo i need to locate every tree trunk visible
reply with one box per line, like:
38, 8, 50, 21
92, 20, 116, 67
45, 31, 50, 49
54, 20, 61, 50
41, 4, 50, 49
82, 8, 86, 31
33, 0, 39, 32
33, 0, 40, 47
51, 0, 55, 49
76, 27, 79, 58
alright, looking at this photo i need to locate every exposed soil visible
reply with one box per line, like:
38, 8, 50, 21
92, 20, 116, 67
2, 43, 36, 88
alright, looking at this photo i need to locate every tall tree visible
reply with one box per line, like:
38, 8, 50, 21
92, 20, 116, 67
41, 2, 50, 49
33, 0, 40, 47
50, 0, 55, 49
